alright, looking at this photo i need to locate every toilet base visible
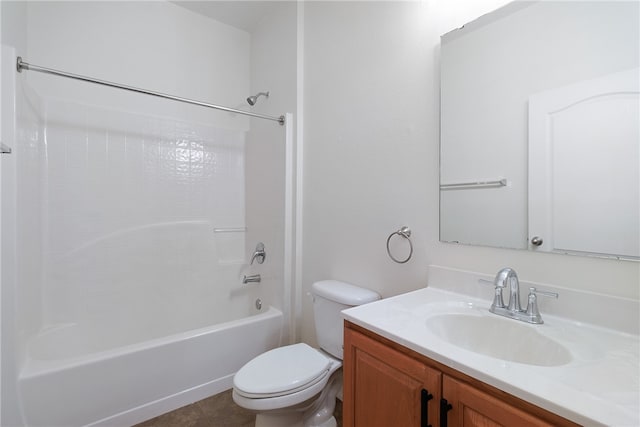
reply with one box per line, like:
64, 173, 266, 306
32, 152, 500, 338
255, 412, 306, 427
255, 409, 337, 427
251, 369, 342, 427
315, 415, 337, 427
255, 414, 336, 427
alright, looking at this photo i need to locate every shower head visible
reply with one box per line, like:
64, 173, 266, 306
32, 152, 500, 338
246, 91, 270, 106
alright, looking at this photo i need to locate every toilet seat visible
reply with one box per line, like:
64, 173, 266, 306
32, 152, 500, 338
234, 343, 332, 398
232, 348, 342, 413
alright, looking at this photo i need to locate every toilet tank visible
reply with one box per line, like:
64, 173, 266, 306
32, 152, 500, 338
312, 280, 380, 360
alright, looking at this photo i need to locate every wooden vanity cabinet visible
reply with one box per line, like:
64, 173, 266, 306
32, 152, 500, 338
343, 322, 580, 427
343, 321, 442, 427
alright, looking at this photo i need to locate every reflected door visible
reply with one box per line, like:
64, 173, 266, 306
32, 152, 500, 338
528, 68, 640, 259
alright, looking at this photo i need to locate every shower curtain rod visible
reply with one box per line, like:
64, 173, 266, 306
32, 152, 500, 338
16, 57, 285, 126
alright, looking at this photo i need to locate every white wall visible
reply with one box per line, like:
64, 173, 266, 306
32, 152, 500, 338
246, 1, 298, 342
302, 1, 433, 342
300, 0, 639, 345
1, 1, 27, 54
25, 1, 250, 129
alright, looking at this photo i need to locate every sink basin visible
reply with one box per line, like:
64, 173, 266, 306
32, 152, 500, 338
426, 313, 572, 367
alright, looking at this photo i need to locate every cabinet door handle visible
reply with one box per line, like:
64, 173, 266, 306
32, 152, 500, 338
439, 398, 453, 427
421, 388, 433, 427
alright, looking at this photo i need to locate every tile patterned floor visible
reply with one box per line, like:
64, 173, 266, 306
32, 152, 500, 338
134, 390, 343, 427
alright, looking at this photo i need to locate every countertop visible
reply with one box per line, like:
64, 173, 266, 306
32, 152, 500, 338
342, 287, 640, 427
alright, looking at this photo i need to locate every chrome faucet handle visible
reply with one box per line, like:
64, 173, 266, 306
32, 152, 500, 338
491, 287, 506, 309
528, 287, 559, 299
478, 278, 506, 309
525, 287, 558, 324
250, 242, 266, 265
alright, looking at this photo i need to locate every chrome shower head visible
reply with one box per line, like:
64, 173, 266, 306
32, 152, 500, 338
246, 91, 269, 106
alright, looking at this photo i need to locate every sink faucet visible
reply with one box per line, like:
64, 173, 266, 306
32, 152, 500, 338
494, 267, 522, 312
483, 267, 558, 324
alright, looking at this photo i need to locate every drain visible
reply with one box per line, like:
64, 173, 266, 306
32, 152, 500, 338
255, 298, 263, 310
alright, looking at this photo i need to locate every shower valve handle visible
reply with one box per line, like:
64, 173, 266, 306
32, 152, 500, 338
250, 242, 266, 265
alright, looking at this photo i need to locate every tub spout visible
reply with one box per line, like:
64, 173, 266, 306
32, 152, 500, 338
243, 274, 261, 284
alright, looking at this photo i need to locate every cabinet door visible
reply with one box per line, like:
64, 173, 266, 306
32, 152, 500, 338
443, 375, 554, 427
344, 328, 442, 427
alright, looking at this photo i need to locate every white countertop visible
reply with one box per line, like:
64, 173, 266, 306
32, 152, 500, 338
342, 287, 640, 427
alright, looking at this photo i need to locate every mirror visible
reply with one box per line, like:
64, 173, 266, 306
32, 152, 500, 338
439, 1, 639, 260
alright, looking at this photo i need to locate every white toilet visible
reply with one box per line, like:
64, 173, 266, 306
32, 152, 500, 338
232, 280, 380, 427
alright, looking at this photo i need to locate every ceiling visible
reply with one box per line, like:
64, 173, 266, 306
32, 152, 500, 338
171, 1, 287, 32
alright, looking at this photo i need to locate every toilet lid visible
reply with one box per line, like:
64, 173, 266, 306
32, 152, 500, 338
234, 343, 331, 397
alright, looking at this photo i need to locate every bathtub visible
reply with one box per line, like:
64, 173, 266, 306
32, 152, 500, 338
18, 306, 283, 427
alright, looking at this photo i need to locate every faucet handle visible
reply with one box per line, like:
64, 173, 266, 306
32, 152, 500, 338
250, 242, 266, 265
525, 287, 558, 324
528, 287, 559, 299
478, 279, 506, 309
491, 287, 506, 309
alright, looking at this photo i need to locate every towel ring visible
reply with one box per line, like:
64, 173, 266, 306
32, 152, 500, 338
386, 226, 413, 264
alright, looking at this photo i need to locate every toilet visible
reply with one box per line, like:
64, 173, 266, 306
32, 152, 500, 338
232, 280, 380, 427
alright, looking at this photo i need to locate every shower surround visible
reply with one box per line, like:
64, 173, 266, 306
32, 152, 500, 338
1, 1, 296, 425
13, 91, 284, 426
39, 100, 253, 331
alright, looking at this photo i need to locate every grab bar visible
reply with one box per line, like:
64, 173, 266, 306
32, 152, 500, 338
213, 227, 247, 233
440, 178, 507, 190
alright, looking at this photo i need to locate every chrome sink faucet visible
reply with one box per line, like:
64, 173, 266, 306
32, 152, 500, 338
482, 267, 558, 324
494, 267, 522, 312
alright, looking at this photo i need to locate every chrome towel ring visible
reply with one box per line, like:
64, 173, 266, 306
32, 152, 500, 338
386, 226, 413, 264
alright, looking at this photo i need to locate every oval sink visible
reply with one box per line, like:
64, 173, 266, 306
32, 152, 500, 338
426, 313, 572, 367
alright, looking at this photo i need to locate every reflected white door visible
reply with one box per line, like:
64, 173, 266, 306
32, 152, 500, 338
528, 68, 640, 259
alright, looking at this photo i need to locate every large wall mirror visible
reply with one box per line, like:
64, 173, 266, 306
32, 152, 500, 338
439, 1, 639, 260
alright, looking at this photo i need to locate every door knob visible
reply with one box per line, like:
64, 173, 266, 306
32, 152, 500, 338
531, 236, 543, 246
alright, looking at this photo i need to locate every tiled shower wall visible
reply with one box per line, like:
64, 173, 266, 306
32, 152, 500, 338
39, 99, 256, 344
14, 77, 45, 354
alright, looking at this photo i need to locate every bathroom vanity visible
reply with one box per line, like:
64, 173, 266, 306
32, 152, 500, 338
343, 322, 577, 427
341, 276, 639, 427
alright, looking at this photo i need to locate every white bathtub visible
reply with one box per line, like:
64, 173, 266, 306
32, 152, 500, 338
18, 306, 283, 427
